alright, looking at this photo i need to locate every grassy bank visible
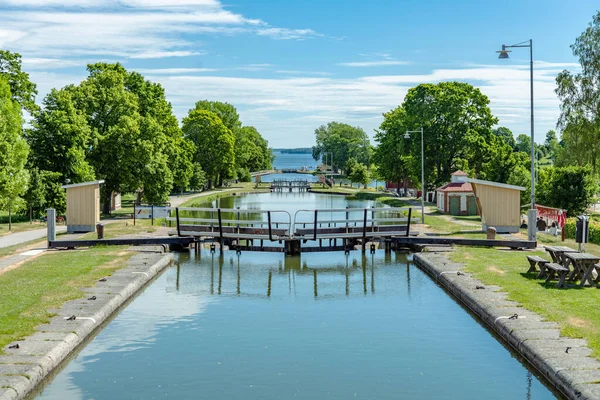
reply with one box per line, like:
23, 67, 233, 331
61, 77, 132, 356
0, 246, 132, 352
181, 182, 269, 207
79, 219, 159, 240
451, 246, 600, 358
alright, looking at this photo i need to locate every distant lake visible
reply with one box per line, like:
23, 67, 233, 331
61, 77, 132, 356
272, 150, 318, 170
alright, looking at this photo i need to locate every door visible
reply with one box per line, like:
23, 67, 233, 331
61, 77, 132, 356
467, 196, 477, 215
449, 196, 460, 216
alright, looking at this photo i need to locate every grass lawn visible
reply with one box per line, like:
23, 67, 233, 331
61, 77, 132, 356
79, 219, 159, 240
451, 246, 600, 358
0, 246, 132, 352
0, 238, 47, 260
181, 182, 269, 208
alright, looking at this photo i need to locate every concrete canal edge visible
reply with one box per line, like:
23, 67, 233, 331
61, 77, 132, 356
0, 251, 174, 400
414, 252, 600, 400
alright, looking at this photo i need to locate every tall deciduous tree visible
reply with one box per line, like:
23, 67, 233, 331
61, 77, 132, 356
492, 126, 516, 150
192, 100, 242, 133
0, 50, 38, 114
555, 11, 600, 174
27, 86, 95, 183
536, 166, 597, 215
0, 78, 29, 229
312, 122, 371, 173
182, 109, 235, 188
376, 82, 498, 189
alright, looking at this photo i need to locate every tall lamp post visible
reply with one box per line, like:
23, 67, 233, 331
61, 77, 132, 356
497, 39, 536, 241
405, 127, 425, 224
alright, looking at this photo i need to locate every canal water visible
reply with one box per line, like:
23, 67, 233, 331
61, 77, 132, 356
33, 191, 559, 400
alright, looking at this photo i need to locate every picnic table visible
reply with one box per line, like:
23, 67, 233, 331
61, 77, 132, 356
544, 245, 579, 266
564, 252, 600, 287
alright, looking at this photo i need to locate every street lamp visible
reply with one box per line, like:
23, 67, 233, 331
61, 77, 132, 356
497, 39, 536, 241
405, 127, 425, 224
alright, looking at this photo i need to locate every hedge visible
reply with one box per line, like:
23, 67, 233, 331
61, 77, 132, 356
563, 217, 600, 245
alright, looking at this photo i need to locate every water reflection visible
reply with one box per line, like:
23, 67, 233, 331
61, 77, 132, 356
35, 249, 559, 400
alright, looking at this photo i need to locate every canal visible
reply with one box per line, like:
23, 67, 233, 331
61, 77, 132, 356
32, 189, 560, 399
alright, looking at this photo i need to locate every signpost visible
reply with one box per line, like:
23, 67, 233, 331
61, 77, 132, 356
134, 205, 170, 225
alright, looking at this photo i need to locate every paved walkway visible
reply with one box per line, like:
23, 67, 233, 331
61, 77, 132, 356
0, 226, 67, 249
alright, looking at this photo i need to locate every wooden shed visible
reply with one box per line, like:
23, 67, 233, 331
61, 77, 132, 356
464, 178, 525, 233
61, 180, 104, 233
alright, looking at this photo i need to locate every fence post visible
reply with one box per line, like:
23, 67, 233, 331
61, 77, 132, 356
218, 209, 223, 254
267, 211, 273, 241
313, 210, 318, 241
406, 208, 412, 237
362, 208, 368, 251
151, 205, 154, 226
47, 208, 56, 247
134, 203, 136, 226
176, 207, 181, 236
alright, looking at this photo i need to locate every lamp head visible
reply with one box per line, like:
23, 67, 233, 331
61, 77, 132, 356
497, 44, 510, 59
404, 132, 410, 139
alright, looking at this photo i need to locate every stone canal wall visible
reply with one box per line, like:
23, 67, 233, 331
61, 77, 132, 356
0, 251, 174, 400
415, 252, 600, 400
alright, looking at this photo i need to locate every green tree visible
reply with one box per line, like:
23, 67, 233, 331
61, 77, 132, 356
26, 86, 95, 183
312, 122, 371, 173
536, 166, 597, 215
182, 109, 235, 188
0, 50, 38, 114
23, 168, 45, 222
192, 100, 241, 133
235, 126, 273, 173
0, 78, 30, 229
373, 107, 414, 190
377, 82, 497, 189
515, 134, 531, 154
189, 163, 207, 191
555, 11, 600, 174
492, 127, 516, 150
24, 169, 66, 220
348, 160, 370, 188
544, 130, 560, 162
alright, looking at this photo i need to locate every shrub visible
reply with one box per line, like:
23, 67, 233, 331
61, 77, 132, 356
563, 217, 600, 244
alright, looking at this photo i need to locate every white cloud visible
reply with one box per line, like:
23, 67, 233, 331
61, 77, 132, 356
136, 61, 570, 147
338, 60, 411, 67
276, 70, 333, 76
135, 67, 219, 74
130, 51, 202, 59
0, 1, 317, 59
256, 28, 321, 40
235, 63, 274, 71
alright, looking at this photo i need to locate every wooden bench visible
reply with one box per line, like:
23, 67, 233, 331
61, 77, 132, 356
545, 263, 570, 288
526, 255, 549, 274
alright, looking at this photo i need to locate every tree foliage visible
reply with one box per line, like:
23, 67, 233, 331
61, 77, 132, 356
0, 50, 38, 114
375, 82, 502, 189
347, 158, 370, 188
182, 109, 235, 188
492, 127, 516, 150
27, 86, 95, 183
0, 78, 29, 224
555, 11, 600, 174
312, 122, 371, 172
536, 166, 597, 215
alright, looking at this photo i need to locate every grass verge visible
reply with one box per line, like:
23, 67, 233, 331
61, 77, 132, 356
79, 219, 159, 240
451, 246, 600, 359
0, 246, 132, 352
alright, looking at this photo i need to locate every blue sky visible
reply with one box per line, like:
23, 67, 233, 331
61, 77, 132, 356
0, 0, 597, 148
